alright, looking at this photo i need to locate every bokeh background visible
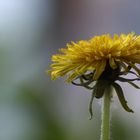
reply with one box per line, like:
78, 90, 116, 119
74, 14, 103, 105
0, 0, 140, 140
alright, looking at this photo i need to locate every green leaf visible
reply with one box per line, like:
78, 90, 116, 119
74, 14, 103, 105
112, 82, 134, 113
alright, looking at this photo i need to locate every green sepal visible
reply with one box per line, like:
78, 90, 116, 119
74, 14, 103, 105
112, 82, 134, 113
128, 81, 140, 89
89, 90, 95, 120
94, 80, 109, 98
82, 72, 94, 81
118, 77, 140, 82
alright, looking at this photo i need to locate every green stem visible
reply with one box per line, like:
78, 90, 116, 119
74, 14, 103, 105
100, 86, 112, 140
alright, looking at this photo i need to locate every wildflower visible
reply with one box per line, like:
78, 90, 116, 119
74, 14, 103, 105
48, 32, 140, 117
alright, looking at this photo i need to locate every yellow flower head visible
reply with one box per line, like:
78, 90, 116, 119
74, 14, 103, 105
49, 32, 140, 82
48, 32, 140, 116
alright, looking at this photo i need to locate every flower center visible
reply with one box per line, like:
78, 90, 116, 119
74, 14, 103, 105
99, 61, 120, 83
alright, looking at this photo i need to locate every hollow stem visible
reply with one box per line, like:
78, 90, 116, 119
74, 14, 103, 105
100, 86, 112, 140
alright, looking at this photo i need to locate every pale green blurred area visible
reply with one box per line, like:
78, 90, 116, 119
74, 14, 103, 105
1, 0, 140, 140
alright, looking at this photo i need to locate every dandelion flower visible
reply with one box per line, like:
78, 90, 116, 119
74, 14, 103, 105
48, 32, 140, 116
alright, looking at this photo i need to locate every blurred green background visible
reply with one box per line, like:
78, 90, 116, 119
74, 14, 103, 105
0, 0, 140, 140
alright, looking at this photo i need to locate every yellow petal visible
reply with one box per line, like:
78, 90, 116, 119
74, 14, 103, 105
109, 58, 117, 69
93, 60, 106, 80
